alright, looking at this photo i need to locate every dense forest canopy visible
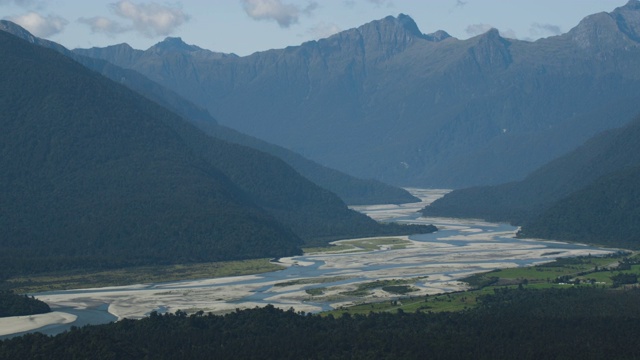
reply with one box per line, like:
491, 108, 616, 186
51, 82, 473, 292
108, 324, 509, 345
518, 165, 640, 249
0, 291, 50, 318
2, 288, 640, 359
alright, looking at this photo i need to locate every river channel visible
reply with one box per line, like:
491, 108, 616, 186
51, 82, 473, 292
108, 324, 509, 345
0, 188, 617, 338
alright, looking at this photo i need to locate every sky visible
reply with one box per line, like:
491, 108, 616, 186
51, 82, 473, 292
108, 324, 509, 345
0, 0, 631, 56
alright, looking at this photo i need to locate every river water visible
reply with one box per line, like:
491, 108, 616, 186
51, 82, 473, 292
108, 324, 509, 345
0, 189, 617, 338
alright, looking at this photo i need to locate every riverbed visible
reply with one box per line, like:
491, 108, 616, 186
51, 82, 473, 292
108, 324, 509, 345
0, 188, 616, 338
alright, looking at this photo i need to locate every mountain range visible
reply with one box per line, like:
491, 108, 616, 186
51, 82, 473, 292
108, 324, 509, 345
0, 30, 432, 277
74, 1, 640, 188
0, 20, 418, 206
3, 0, 640, 274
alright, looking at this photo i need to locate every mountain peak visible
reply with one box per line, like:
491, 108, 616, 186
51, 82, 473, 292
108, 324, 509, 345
149, 37, 203, 53
568, 1, 640, 49
482, 28, 502, 38
425, 30, 451, 42
613, 0, 640, 42
0, 20, 70, 55
468, 27, 512, 69
346, 13, 429, 56
357, 14, 426, 39
622, 0, 640, 10
0, 20, 36, 43
147, 36, 236, 59
396, 13, 423, 37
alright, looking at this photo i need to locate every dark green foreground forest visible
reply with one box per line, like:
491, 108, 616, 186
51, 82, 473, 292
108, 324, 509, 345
2, 287, 640, 359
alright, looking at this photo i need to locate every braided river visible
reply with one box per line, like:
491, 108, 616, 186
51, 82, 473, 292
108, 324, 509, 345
0, 189, 616, 338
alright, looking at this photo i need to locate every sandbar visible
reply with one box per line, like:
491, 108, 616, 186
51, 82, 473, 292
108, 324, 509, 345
0, 312, 77, 336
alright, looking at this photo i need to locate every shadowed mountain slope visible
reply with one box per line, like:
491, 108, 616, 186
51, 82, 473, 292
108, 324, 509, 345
422, 113, 640, 234
0, 31, 432, 277
0, 31, 299, 275
0, 20, 418, 206
518, 165, 640, 249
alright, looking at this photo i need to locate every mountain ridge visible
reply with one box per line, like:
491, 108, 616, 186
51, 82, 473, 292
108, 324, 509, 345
422, 113, 640, 226
72, 5, 640, 187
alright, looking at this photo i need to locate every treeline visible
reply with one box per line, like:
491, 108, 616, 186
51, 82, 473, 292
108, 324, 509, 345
2, 287, 640, 359
0, 291, 50, 318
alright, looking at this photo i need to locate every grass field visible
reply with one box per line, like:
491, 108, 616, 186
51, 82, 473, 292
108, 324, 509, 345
327, 251, 640, 317
4, 259, 285, 294
339, 278, 422, 297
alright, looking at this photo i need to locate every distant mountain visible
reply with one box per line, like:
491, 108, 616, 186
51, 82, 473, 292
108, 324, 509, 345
421, 114, 640, 225
0, 31, 432, 277
0, 21, 218, 128
0, 20, 418, 206
194, 122, 419, 205
75, 1, 640, 188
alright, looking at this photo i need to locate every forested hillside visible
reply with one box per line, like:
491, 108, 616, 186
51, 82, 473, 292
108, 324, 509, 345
422, 114, 640, 225
0, 20, 419, 206
0, 30, 300, 276
519, 165, 640, 249
0, 31, 433, 277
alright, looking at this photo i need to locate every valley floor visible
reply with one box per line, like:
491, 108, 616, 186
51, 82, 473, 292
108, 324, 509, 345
0, 189, 616, 337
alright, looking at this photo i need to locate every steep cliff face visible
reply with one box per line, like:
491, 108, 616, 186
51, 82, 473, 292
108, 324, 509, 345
75, 3, 640, 188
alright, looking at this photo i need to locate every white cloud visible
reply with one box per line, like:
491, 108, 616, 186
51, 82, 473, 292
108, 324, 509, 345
529, 22, 562, 37
241, 0, 317, 28
366, 0, 393, 6
343, 0, 356, 8
465, 24, 517, 39
0, 0, 40, 7
78, 16, 128, 36
109, 0, 189, 37
500, 28, 517, 39
307, 22, 341, 39
465, 23, 493, 37
6, 11, 67, 37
